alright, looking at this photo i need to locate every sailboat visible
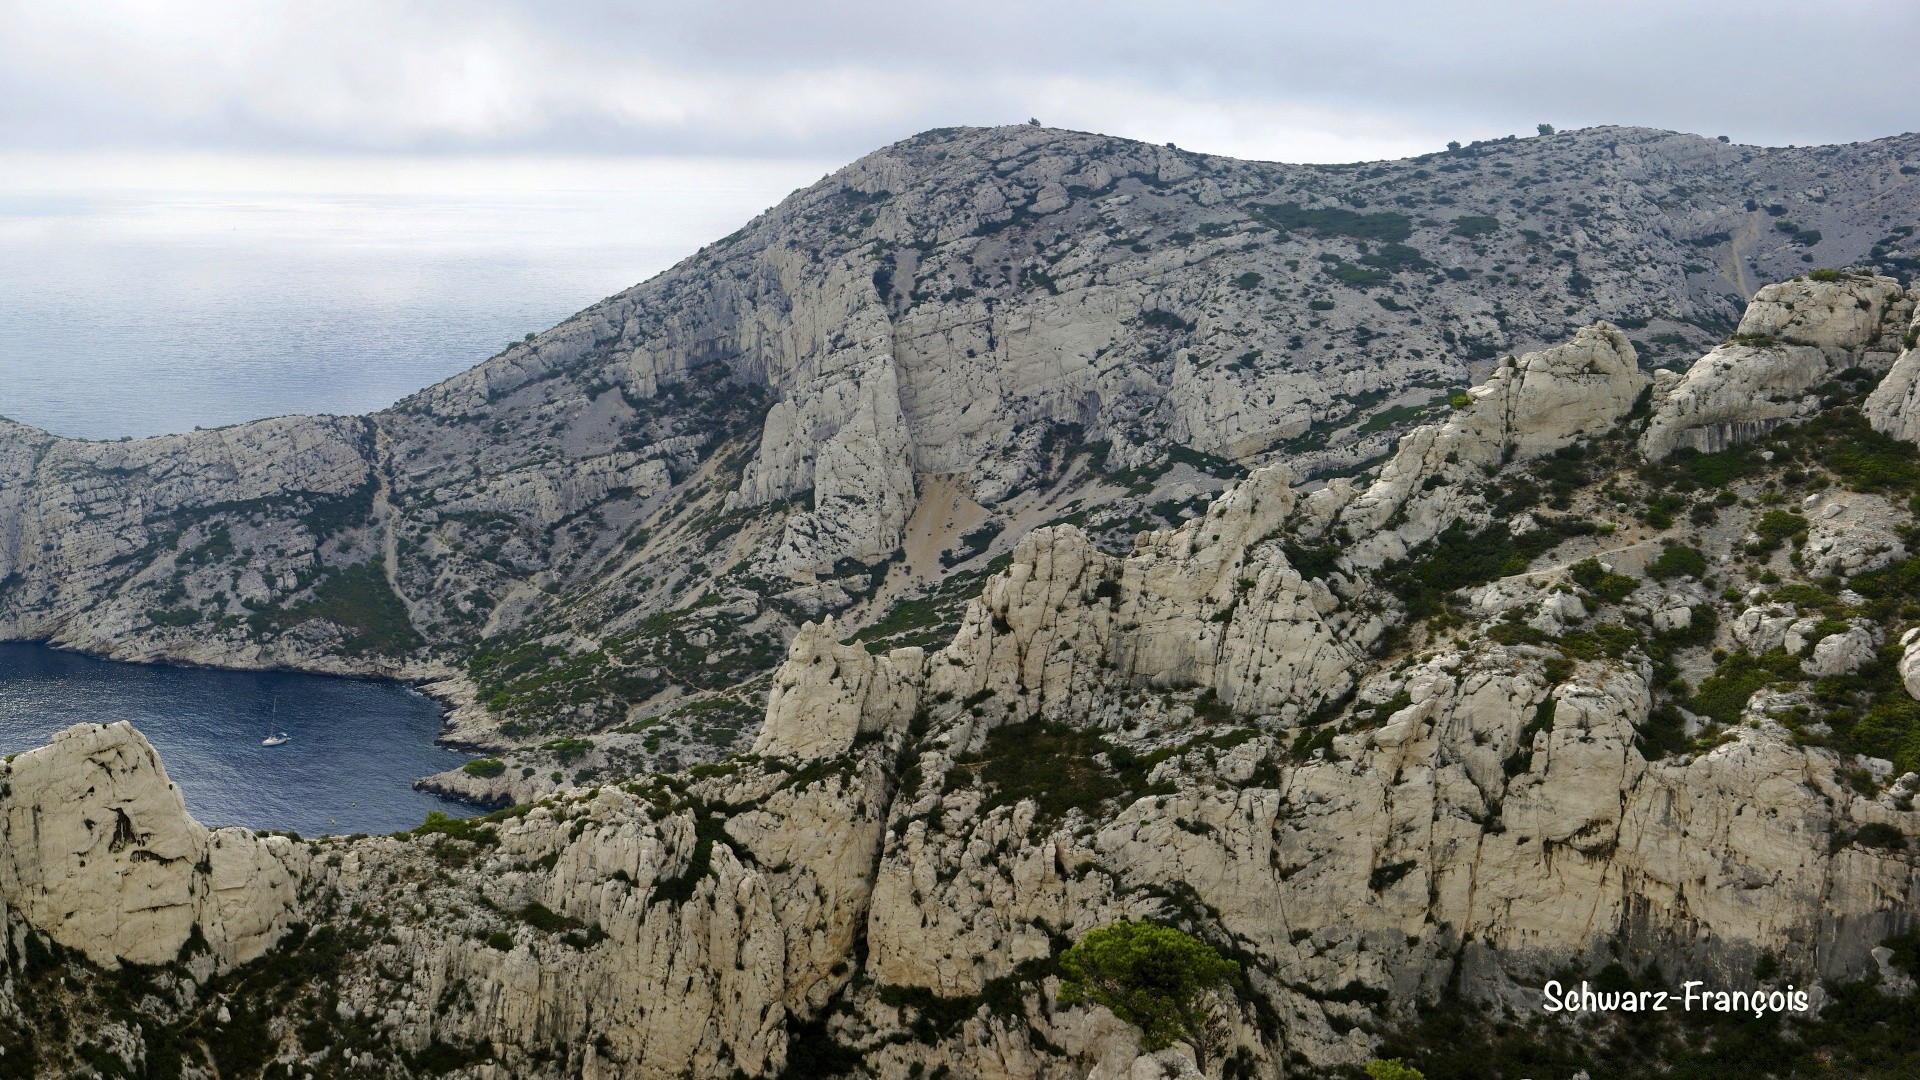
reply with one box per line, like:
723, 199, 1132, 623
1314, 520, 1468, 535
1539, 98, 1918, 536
262, 697, 291, 747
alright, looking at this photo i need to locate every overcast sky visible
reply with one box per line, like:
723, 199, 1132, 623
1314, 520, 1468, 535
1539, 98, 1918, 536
2, 0, 1917, 167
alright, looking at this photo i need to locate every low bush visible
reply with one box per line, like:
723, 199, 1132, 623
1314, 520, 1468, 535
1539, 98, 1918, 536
1647, 545, 1708, 581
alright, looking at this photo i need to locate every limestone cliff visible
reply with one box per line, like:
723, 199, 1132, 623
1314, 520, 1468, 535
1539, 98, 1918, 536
0, 722, 302, 969
8, 284, 1920, 1076
1641, 274, 1913, 460
6, 124, 1920, 793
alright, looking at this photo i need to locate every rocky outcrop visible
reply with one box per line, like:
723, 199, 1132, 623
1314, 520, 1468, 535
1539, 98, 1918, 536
1902, 627, 1920, 701
938, 464, 1367, 721
1304, 323, 1645, 569
1864, 304, 1920, 443
9, 126, 1920, 1075
1802, 490, 1909, 576
0, 722, 302, 968
7, 126, 1920, 765
1641, 275, 1914, 460
754, 619, 923, 759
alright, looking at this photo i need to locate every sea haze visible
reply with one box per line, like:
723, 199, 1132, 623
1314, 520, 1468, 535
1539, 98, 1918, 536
0, 642, 481, 836
0, 153, 825, 439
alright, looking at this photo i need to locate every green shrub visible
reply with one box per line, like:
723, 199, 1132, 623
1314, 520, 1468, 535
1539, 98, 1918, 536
1450, 215, 1500, 238
1381, 518, 1596, 618
461, 758, 507, 779
1252, 201, 1411, 242
1059, 921, 1240, 1070
1570, 558, 1638, 603
517, 902, 576, 933
541, 737, 594, 764
953, 721, 1173, 822
407, 810, 498, 846
1845, 822, 1907, 851
1690, 650, 1802, 724
1367, 1060, 1428, 1080
284, 559, 421, 654
485, 931, 513, 951
1750, 510, 1808, 554
1647, 544, 1707, 580
1557, 622, 1640, 660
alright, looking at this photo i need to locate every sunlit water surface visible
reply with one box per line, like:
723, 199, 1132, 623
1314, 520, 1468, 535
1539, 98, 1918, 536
0, 153, 822, 438
0, 643, 480, 836
0, 155, 820, 831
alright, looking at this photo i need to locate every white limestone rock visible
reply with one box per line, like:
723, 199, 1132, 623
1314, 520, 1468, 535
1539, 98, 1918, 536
1326, 323, 1646, 569
922, 464, 1366, 724
1732, 603, 1801, 654
1641, 276, 1913, 460
1801, 492, 1908, 576
1864, 305, 1920, 443
754, 618, 923, 760
1806, 622, 1881, 678
0, 722, 303, 969
1901, 627, 1920, 701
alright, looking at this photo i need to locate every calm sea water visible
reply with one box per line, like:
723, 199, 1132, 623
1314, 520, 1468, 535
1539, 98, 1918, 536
0, 642, 477, 836
0, 156, 818, 829
0, 153, 822, 438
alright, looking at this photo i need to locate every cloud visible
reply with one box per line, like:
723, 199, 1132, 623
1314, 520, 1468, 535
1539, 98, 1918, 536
1, 0, 1915, 163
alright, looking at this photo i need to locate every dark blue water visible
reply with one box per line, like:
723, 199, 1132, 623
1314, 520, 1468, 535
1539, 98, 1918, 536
0, 642, 479, 836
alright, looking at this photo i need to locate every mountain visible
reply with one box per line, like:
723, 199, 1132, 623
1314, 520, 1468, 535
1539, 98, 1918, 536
4, 124, 1920, 798
5, 254, 1920, 1074
6, 267, 1920, 1076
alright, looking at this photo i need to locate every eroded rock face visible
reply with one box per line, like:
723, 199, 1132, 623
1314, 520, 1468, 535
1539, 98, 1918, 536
1304, 323, 1646, 569
1865, 305, 1920, 444
1641, 276, 1914, 460
0, 722, 302, 968
754, 619, 923, 759
1902, 627, 1920, 701
1801, 491, 1909, 576
938, 465, 1367, 721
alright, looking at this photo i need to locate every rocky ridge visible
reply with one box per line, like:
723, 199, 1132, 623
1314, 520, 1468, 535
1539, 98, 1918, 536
6, 125, 1920, 795
7, 275, 1920, 1076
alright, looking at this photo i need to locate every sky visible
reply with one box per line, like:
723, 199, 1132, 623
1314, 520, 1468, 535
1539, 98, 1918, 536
2, 1, 1918, 437
3, 0, 1917, 168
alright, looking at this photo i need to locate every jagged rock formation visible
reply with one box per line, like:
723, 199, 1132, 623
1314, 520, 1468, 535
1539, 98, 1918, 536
1301, 322, 1647, 569
6, 125, 1920, 793
9, 285, 1920, 1077
1641, 274, 1913, 459
0, 722, 303, 968
1865, 301, 1920, 443
1903, 627, 1920, 701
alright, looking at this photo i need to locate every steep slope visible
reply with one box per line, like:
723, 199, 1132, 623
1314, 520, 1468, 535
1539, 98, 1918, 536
4, 124, 1920, 791
6, 277, 1920, 1077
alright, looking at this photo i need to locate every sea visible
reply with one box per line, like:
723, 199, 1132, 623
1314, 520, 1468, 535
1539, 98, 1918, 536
0, 151, 821, 830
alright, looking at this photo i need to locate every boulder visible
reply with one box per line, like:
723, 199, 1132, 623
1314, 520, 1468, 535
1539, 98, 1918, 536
1806, 622, 1880, 677
1902, 627, 1920, 702
1864, 305, 1920, 444
0, 722, 303, 968
1641, 276, 1913, 461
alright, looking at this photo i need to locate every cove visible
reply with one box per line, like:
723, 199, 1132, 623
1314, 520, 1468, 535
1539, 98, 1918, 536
0, 642, 481, 836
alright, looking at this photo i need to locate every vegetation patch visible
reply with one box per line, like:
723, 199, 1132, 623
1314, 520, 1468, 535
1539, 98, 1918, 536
1380, 517, 1595, 618
1059, 921, 1241, 1072
1251, 201, 1413, 243
277, 559, 421, 654
952, 721, 1177, 823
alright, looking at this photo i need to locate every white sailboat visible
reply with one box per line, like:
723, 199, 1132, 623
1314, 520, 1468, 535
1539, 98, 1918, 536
262, 697, 291, 747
